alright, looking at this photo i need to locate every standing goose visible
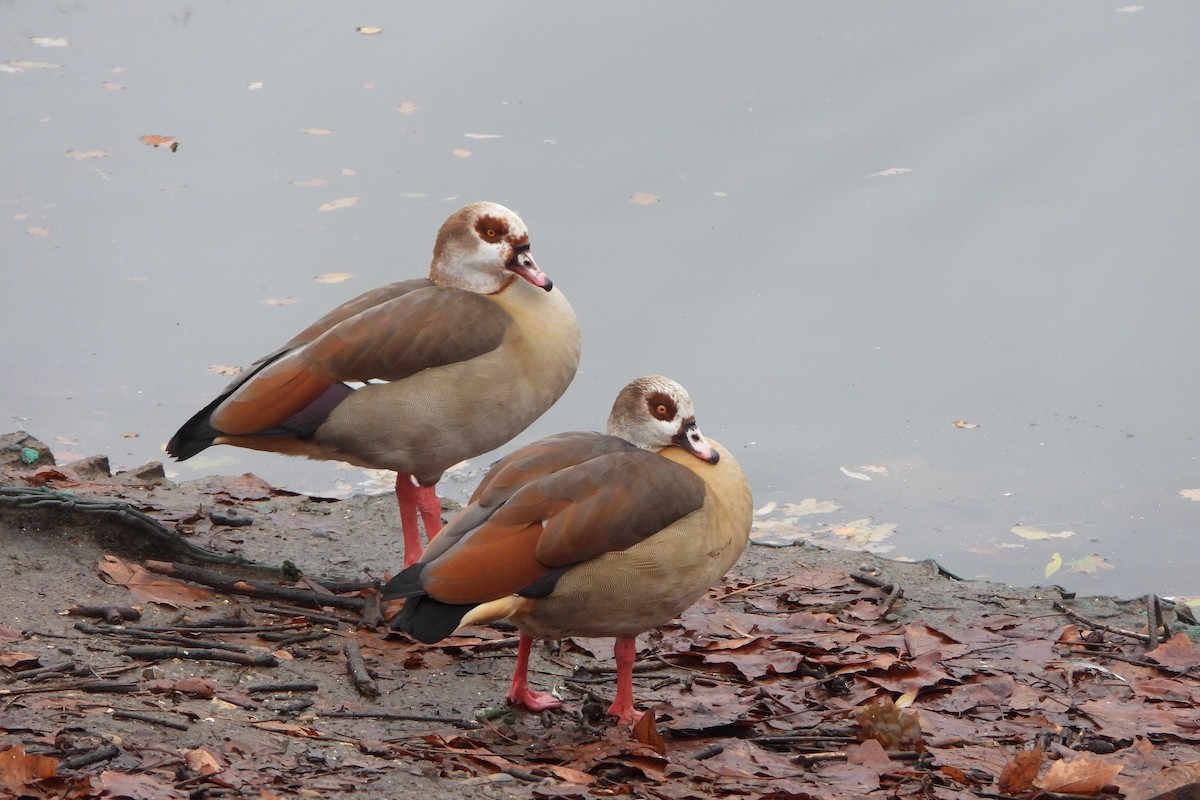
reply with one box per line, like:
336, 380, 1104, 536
167, 202, 581, 567
384, 375, 752, 724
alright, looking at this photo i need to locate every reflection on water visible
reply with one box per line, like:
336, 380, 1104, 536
3, 2, 1199, 596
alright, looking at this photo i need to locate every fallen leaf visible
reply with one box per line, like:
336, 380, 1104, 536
452, 148, 472, 158
247, 81, 264, 91
207, 364, 243, 377
340, 168, 357, 176
0, 745, 59, 795
100, 770, 188, 800
464, 133, 503, 139
1115, 5, 1145, 12
185, 748, 222, 776
97, 555, 214, 609
630, 192, 661, 205
0, 652, 38, 668
117, 431, 139, 439
1040, 756, 1121, 793
291, 178, 331, 187
100, 81, 123, 90
952, 419, 979, 429
1179, 488, 1200, 501
1011, 524, 1076, 540
632, 710, 666, 755
25, 227, 51, 237
1045, 551, 1063, 578
262, 296, 301, 306
356, 26, 383, 34
1124, 760, 1200, 800
999, 746, 1043, 794
840, 466, 872, 481
1146, 634, 1200, 670
397, 102, 421, 115
315, 272, 354, 284
30, 37, 69, 47
318, 196, 359, 212
1068, 553, 1114, 574
301, 128, 333, 135
869, 167, 912, 177
0, 624, 21, 642
141, 135, 178, 152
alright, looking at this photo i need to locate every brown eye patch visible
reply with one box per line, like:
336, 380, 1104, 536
646, 392, 676, 421
476, 215, 509, 243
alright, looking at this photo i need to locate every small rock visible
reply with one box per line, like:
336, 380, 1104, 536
65, 454, 111, 480
0, 431, 55, 469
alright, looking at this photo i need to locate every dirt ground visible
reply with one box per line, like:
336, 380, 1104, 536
2, 433, 1198, 799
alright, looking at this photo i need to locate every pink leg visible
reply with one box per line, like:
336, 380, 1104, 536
607, 637, 639, 724
506, 633, 562, 713
414, 484, 443, 541
394, 474, 424, 568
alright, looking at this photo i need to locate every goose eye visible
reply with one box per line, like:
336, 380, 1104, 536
655, 404, 668, 416
486, 229, 497, 238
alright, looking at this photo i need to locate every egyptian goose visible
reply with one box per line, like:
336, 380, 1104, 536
384, 375, 752, 724
167, 202, 581, 566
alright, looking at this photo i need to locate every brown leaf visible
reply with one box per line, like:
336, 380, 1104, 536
1041, 757, 1122, 793
1123, 759, 1200, 800
845, 737, 892, 769
632, 709, 666, 755
1146, 634, 1200, 670
0, 623, 21, 642
97, 555, 215, 609
100, 770, 188, 799
630, 192, 661, 205
185, 748, 222, 776
0, 652, 39, 668
853, 696, 923, 750
0, 745, 58, 795
141, 135, 178, 152
318, 196, 359, 212
999, 746, 1043, 794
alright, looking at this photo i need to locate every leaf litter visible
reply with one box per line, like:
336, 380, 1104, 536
2, 434, 1200, 799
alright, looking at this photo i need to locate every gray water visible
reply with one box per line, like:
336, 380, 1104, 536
4, 2, 1199, 596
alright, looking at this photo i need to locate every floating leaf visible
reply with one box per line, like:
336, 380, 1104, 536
66, 150, 107, 160
1011, 524, 1076, 541
397, 102, 421, 115
262, 296, 301, 306
318, 197, 359, 212
952, 419, 979, 429
4, 60, 63, 70
1179, 488, 1200, 501
340, 167, 357, 176
30, 37, 69, 47
451, 148, 472, 158
464, 133, 503, 139
356, 26, 383, 35
301, 128, 334, 135
117, 432, 139, 439
141, 134, 178, 151
291, 178, 331, 187
860, 465, 889, 475
780, 498, 841, 517
840, 466, 872, 481
832, 518, 897, 545
247, 80, 264, 91
630, 192, 661, 205
869, 167, 912, 177
1068, 553, 1114, 574
1114, 5, 1144, 11
315, 272, 354, 284
207, 364, 243, 377
25, 227, 51, 237
1045, 552, 1063, 578
100, 81, 123, 90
